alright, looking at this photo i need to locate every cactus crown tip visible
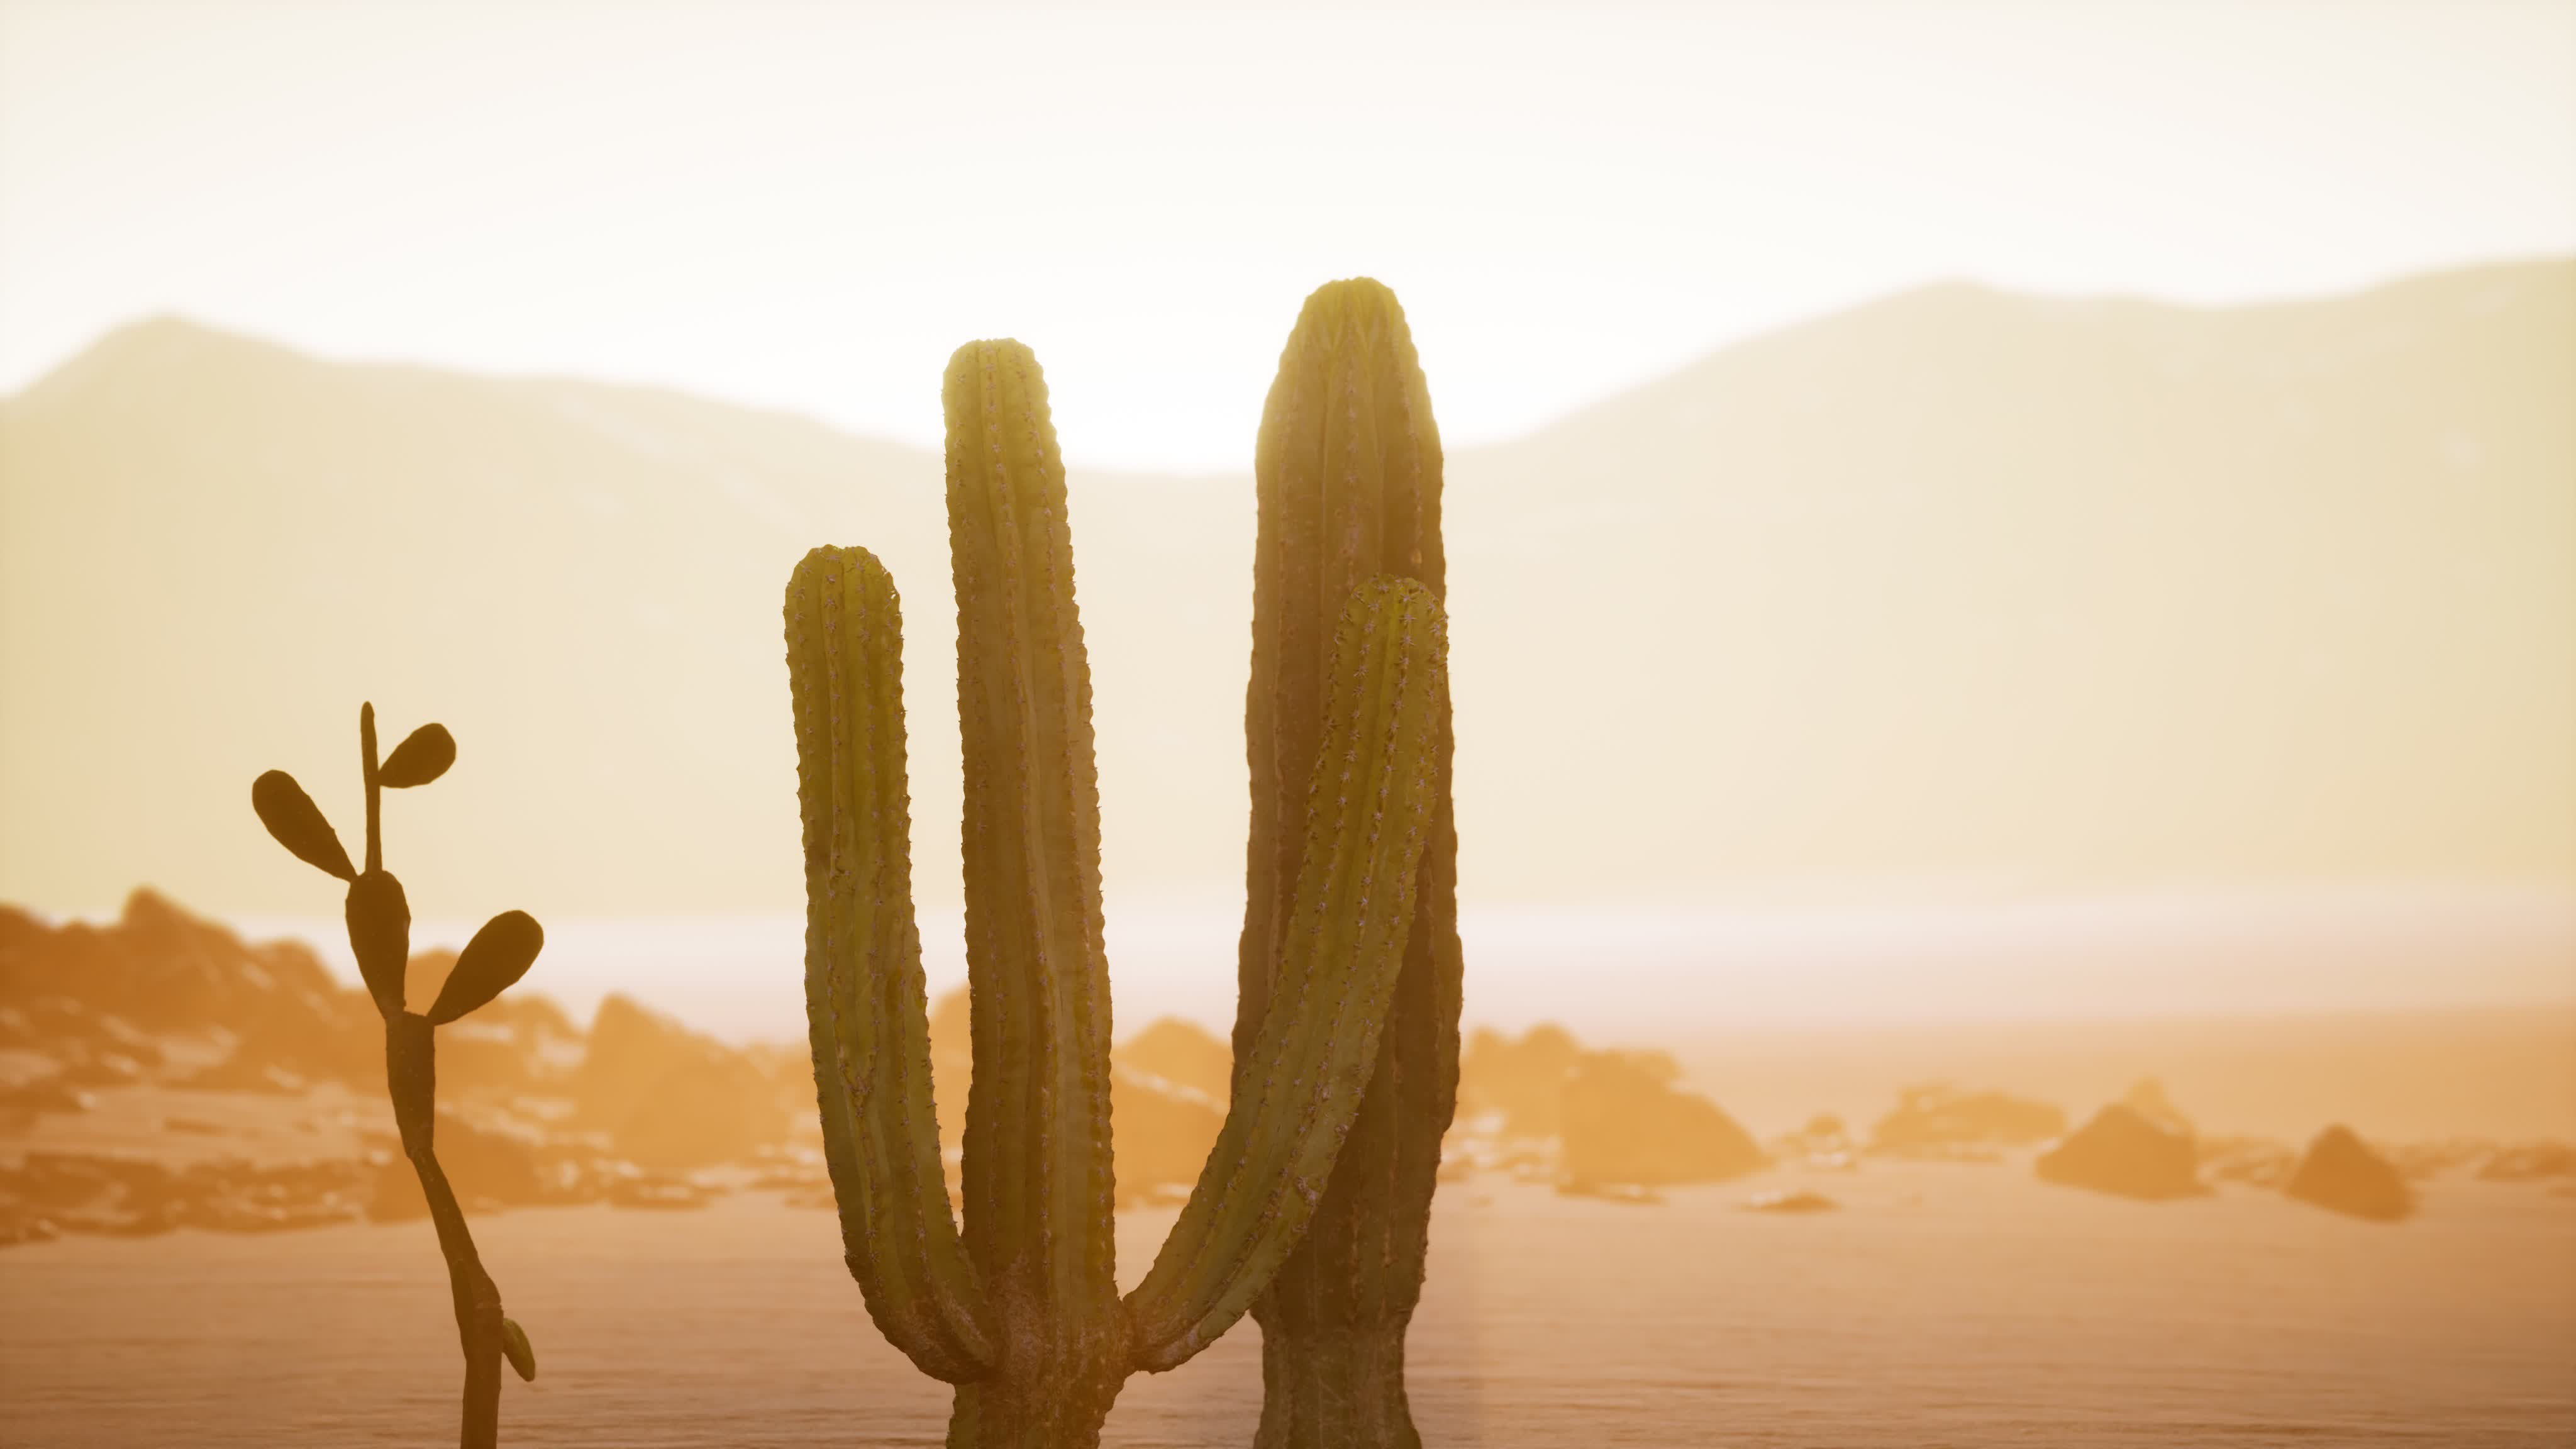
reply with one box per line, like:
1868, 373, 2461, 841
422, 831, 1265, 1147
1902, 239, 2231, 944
944, 336, 1041, 379
1302, 275, 1402, 316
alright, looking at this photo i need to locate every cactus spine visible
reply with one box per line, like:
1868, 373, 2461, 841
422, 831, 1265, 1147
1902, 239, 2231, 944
1240, 279, 1461, 1448
789, 340, 1451, 1447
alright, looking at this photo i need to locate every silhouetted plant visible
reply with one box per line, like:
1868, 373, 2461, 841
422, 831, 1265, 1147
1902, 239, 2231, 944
252, 705, 542, 1449
1239, 277, 1462, 1448
788, 339, 1449, 1446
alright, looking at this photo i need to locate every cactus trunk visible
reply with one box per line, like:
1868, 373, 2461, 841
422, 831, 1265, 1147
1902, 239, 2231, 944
792, 339, 1453, 1449
947, 338, 1127, 1438
1238, 278, 1462, 1449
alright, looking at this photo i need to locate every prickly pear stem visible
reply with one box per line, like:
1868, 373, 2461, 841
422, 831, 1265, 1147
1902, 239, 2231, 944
387, 1011, 506, 1449
1240, 277, 1462, 1449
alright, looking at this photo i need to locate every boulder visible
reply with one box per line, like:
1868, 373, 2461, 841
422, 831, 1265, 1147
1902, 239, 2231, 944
1114, 1017, 1231, 1102
368, 1111, 552, 1220
575, 995, 789, 1173
2285, 1125, 2414, 1222
1109, 1067, 1222, 1206
2120, 1077, 2193, 1136
1560, 1050, 1763, 1188
1870, 1084, 2064, 1158
1743, 1188, 1837, 1214
2036, 1103, 2206, 1201
1458, 1023, 1582, 1138
927, 987, 974, 1151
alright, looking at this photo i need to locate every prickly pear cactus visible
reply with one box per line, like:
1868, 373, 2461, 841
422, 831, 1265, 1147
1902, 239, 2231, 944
252, 706, 543, 1449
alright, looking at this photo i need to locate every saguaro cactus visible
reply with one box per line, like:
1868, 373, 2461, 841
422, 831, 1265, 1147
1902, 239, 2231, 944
789, 339, 1450, 1447
252, 706, 543, 1449
1240, 278, 1462, 1448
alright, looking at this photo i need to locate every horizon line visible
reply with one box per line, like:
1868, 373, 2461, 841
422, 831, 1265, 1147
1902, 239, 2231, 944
13, 249, 2567, 477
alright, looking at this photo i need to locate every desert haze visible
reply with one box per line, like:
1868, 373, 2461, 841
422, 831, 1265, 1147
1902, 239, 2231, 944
3, 258, 2567, 924
2, 257, 2572, 1447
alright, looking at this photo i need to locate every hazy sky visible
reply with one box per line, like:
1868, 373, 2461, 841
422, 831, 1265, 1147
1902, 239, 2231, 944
3, 1, 2570, 472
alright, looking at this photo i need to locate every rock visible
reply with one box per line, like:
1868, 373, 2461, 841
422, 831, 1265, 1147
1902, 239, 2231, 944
2479, 1141, 2576, 1182
1105, 1017, 1230, 1206
1, 1150, 375, 1239
1770, 1113, 1856, 1168
927, 988, 973, 1151
367, 1111, 552, 1221
2199, 1135, 2297, 1189
575, 996, 790, 1174
1743, 1189, 1837, 1213
1870, 1085, 2064, 1158
1555, 1179, 1661, 1205
2, 893, 380, 1093
2285, 1125, 2415, 1222
1114, 1018, 1231, 1103
2036, 1104, 2206, 1201
1459, 1023, 1582, 1138
1560, 1050, 1764, 1189
2121, 1077, 2192, 1136
1109, 1067, 1221, 1207
2387, 1138, 2492, 1181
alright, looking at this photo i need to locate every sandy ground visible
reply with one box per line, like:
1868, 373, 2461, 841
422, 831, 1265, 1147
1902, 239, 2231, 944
2, 1162, 2570, 1447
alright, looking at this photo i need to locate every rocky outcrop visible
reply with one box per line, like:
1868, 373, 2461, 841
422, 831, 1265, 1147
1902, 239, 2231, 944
2199, 1135, 2297, 1188
2285, 1125, 2414, 1222
2, 891, 379, 1092
1108, 1068, 1221, 1207
575, 995, 794, 1174
2479, 1142, 2576, 1182
1113, 1017, 1232, 1102
1458, 1023, 1583, 1138
2036, 1103, 2207, 1201
1870, 1085, 2065, 1159
366, 1110, 555, 1221
1, 1150, 375, 1242
1560, 1050, 1764, 1189
2120, 1077, 2192, 1136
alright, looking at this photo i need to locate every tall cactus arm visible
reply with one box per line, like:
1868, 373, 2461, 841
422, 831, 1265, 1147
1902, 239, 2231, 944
943, 340, 1123, 1385
1124, 578, 1449, 1371
1238, 278, 1445, 1062
1240, 279, 1460, 1448
788, 544, 994, 1384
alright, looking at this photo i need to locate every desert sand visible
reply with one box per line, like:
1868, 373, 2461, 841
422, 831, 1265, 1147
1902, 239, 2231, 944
3, 1165, 2571, 1446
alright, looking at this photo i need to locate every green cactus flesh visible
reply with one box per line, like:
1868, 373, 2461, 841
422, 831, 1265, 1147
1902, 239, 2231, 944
789, 338, 1450, 1448
1240, 278, 1462, 1449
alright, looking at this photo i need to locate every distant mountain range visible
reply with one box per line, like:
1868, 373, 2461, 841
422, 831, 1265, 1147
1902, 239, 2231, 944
3, 258, 2568, 916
